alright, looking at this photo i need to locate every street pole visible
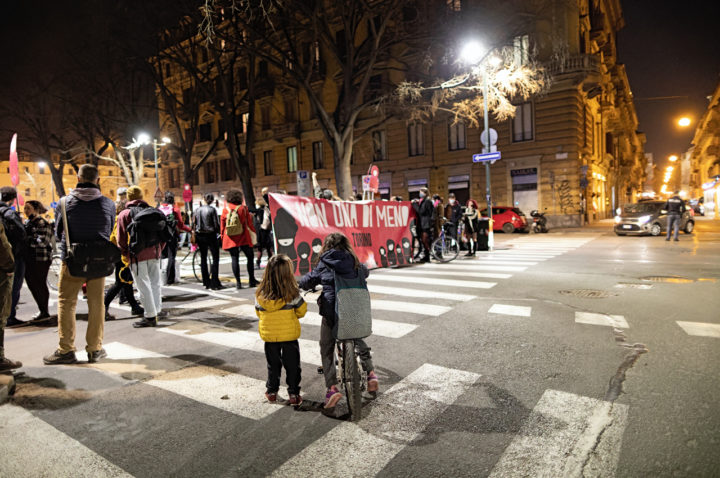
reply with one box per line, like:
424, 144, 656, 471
483, 68, 494, 251
153, 139, 160, 206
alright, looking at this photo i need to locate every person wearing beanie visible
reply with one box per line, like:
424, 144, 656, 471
116, 186, 167, 328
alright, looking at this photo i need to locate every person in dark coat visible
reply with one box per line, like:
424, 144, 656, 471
412, 187, 434, 262
298, 233, 379, 408
444, 192, 462, 239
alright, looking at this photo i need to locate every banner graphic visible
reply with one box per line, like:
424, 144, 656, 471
268, 193, 416, 274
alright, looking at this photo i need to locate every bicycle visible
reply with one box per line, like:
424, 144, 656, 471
178, 245, 214, 283
47, 253, 62, 291
431, 220, 460, 262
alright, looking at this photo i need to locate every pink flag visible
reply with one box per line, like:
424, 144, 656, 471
9, 133, 19, 186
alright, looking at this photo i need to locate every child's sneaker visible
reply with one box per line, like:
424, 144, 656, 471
324, 386, 342, 408
367, 371, 379, 393
289, 394, 303, 406
265, 391, 277, 402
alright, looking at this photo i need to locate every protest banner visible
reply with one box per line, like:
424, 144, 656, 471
268, 193, 416, 274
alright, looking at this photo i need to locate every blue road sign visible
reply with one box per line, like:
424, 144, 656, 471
50, 201, 58, 209
472, 151, 502, 163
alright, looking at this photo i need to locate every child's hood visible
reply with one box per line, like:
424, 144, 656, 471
319, 249, 355, 275
255, 294, 302, 312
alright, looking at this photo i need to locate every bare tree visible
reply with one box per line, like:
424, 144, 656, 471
201, 0, 410, 199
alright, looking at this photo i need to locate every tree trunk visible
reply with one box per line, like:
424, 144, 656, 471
333, 131, 354, 200
49, 163, 67, 198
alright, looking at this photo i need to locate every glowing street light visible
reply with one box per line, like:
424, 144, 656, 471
460, 40, 484, 65
136, 132, 171, 201
677, 117, 691, 127
668, 155, 678, 162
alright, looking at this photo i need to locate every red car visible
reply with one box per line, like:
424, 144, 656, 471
480, 206, 529, 233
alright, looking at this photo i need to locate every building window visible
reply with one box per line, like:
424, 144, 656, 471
372, 131, 387, 161
448, 121, 466, 150
284, 99, 297, 122
199, 123, 212, 142
446, 0, 461, 12
24, 188, 31, 197
260, 106, 271, 130
258, 60, 268, 78
205, 161, 216, 183
220, 158, 234, 181
237, 67, 248, 89
513, 34, 530, 66
287, 146, 298, 172
263, 150, 273, 176
512, 102, 534, 142
408, 123, 424, 156
312, 141, 324, 169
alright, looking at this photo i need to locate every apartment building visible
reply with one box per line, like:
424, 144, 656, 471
688, 81, 720, 217
159, 0, 645, 226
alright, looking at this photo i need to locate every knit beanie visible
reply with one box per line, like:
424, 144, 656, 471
126, 186, 143, 201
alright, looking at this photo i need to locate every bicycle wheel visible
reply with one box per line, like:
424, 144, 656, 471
342, 340, 363, 422
47, 255, 62, 291
431, 236, 459, 263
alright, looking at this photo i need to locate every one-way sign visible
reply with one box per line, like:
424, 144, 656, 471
472, 151, 502, 163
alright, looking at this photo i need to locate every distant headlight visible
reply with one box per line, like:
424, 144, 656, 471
614, 215, 622, 224
638, 215, 651, 224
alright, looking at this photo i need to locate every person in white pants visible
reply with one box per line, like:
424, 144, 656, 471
115, 186, 166, 327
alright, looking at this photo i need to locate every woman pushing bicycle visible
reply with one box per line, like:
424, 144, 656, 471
298, 233, 379, 409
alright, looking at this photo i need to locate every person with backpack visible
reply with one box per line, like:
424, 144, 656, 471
221, 189, 259, 289
43, 165, 116, 365
158, 192, 191, 285
0, 186, 27, 327
255, 254, 306, 405
193, 193, 222, 290
23, 200, 54, 322
116, 186, 171, 328
298, 233, 379, 408
104, 200, 143, 320
0, 219, 22, 371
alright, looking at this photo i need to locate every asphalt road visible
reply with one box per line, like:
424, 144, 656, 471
1, 218, 718, 477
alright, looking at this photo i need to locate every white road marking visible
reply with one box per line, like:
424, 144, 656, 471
173, 298, 231, 310
383, 268, 512, 279
676, 321, 720, 338
158, 321, 322, 366
614, 284, 653, 290
367, 284, 476, 302
163, 284, 248, 302
369, 274, 496, 289
575, 312, 629, 329
488, 389, 628, 478
488, 304, 532, 317
372, 299, 452, 316
472, 260, 539, 265
270, 363, 480, 477
300, 312, 418, 338
471, 264, 527, 272
0, 406, 134, 478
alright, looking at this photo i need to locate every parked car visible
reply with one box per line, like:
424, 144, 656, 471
689, 198, 705, 216
614, 201, 694, 236
481, 206, 529, 233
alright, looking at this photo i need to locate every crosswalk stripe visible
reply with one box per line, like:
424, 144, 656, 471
300, 312, 418, 338
174, 298, 232, 310
575, 312, 629, 329
472, 260, 539, 265
477, 252, 558, 258
270, 363, 480, 476
158, 321, 323, 366
676, 321, 720, 338
372, 299, 452, 316
376, 268, 512, 279
488, 389, 628, 478
212, 305, 419, 338
164, 284, 248, 302
367, 284, 475, 302
370, 274, 496, 289
0, 405, 134, 477
488, 304, 532, 317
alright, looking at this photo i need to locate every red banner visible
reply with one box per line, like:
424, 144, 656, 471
268, 193, 416, 274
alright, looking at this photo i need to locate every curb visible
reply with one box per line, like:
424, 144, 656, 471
0, 374, 16, 404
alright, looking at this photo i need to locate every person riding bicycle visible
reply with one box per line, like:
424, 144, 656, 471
298, 233, 379, 408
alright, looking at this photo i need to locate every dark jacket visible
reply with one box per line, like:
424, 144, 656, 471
55, 183, 116, 261
24, 215, 53, 262
413, 197, 435, 232
193, 204, 220, 233
0, 221, 14, 273
116, 199, 163, 262
664, 196, 685, 214
445, 202, 462, 225
0, 200, 26, 255
298, 249, 369, 324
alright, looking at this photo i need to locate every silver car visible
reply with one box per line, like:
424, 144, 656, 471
614, 201, 694, 236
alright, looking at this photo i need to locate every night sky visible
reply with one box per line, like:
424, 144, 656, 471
2, 1, 719, 173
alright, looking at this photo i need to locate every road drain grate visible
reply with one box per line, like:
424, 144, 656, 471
640, 276, 694, 283
558, 289, 616, 298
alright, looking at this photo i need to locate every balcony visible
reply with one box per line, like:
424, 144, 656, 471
547, 54, 602, 77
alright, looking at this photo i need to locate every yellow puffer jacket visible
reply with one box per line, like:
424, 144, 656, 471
255, 293, 307, 342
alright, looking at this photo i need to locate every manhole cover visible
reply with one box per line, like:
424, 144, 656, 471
640, 276, 694, 283
558, 289, 615, 298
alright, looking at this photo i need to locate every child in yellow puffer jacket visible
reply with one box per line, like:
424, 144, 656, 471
255, 254, 307, 405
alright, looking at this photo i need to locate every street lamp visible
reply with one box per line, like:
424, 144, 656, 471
461, 40, 496, 250
677, 117, 691, 128
668, 155, 678, 162
137, 133, 171, 202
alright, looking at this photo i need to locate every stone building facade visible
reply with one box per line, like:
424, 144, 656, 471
688, 81, 720, 217
158, 0, 645, 226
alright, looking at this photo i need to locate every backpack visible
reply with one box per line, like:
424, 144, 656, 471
127, 204, 174, 256
0, 204, 26, 250
321, 259, 372, 340
225, 205, 244, 236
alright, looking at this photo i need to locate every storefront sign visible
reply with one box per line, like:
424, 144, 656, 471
268, 193, 416, 274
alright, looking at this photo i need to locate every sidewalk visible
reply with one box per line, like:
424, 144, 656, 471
0, 374, 15, 404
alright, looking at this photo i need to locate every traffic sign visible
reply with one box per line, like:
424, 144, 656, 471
182, 183, 193, 202
472, 151, 502, 163
154, 188, 164, 202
